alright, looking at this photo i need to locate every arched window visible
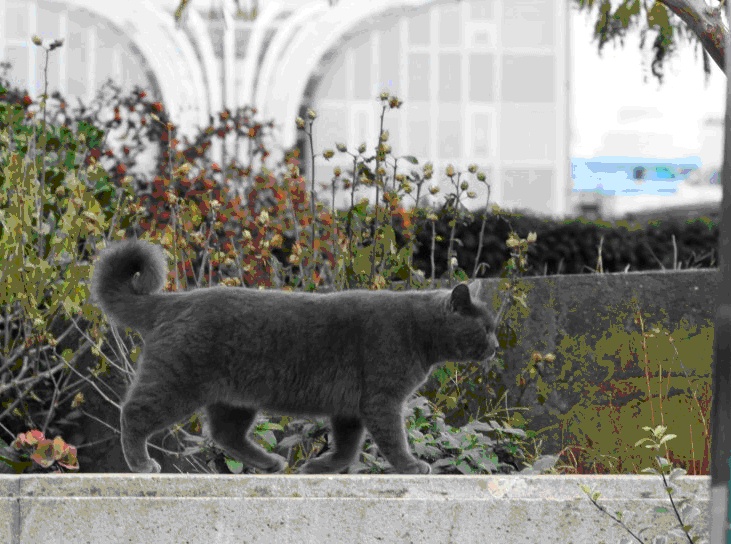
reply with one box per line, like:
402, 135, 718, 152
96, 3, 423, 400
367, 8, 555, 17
0, 0, 156, 103
303, 0, 569, 214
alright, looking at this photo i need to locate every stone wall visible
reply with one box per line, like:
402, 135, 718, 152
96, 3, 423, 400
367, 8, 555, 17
478, 269, 716, 472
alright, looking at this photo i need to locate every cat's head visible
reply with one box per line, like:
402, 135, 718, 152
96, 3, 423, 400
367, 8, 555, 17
443, 283, 499, 364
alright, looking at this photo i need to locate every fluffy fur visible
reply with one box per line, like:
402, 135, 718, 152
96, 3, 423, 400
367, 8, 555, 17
91, 239, 499, 474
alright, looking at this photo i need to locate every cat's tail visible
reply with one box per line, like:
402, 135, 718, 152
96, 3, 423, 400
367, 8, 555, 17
90, 239, 168, 333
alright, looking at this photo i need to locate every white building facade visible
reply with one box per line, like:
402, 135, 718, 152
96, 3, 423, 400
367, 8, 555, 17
1, 0, 571, 216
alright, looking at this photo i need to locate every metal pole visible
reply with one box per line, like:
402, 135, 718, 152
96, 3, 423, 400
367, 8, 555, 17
710, 2, 731, 540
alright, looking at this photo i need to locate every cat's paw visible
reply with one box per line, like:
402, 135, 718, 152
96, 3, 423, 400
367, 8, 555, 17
299, 454, 348, 474
298, 461, 325, 474
263, 455, 287, 473
395, 460, 431, 474
131, 458, 161, 474
417, 461, 431, 474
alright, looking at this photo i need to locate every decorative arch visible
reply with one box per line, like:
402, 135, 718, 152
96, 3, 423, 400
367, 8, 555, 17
251, 1, 329, 112
238, 0, 295, 109
254, 0, 433, 148
183, 8, 223, 116
60, 0, 210, 135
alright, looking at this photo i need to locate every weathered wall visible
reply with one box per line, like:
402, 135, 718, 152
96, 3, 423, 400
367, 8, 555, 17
477, 269, 717, 472
1, 474, 711, 543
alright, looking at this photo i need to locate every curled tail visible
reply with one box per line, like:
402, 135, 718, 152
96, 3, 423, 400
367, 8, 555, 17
91, 239, 168, 333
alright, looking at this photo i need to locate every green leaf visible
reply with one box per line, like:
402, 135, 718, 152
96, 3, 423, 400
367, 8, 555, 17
402, 155, 419, 165
225, 458, 244, 474
647, 2, 669, 29
352, 201, 368, 219
0, 455, 32, 474
612, 4, 631, 27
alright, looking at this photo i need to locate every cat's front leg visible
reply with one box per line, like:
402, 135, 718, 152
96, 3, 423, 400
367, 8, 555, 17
361, 403, 431, 475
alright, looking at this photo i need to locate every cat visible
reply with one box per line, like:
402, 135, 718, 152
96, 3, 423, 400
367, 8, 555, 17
91, 239, 499, 474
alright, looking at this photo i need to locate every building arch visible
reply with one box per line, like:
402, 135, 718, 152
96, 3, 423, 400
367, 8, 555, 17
255, 0, 432, 149
60, 0, 210, 135
251, 0, 329, 115
182, 7, 223, 116
238, 0, 295, 110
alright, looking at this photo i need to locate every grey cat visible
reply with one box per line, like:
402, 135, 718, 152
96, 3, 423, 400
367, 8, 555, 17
91, 239, 499, 474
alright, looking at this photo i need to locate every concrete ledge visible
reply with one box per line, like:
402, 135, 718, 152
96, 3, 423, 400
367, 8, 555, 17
1, 474, 709, 543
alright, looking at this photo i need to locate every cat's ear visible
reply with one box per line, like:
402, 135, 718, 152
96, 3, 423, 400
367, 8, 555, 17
467, 281, 484, 300
450, 283, 472, 313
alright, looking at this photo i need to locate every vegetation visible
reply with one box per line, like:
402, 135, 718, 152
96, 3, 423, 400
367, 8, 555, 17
0, 36, 716, 490
575, 0, 727, 82
0, 39, 540, 474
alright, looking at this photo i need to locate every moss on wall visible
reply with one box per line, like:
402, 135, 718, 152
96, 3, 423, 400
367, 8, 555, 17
478, 269, 716, 473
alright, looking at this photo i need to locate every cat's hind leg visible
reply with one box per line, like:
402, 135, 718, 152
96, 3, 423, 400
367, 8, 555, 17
361, 401, 431, 474
299, 416, 365, 474
205, 403, 286, 473
121, 371, 200, 473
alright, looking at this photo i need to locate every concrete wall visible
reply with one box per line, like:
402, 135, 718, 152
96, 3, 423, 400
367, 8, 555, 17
476, 269, 717, 472
0, 474, 710, 543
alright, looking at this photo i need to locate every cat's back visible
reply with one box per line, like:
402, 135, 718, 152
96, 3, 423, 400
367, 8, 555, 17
159, 285, 444, 325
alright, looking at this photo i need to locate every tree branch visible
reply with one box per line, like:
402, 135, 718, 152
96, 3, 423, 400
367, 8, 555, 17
659, 0, 727, 73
